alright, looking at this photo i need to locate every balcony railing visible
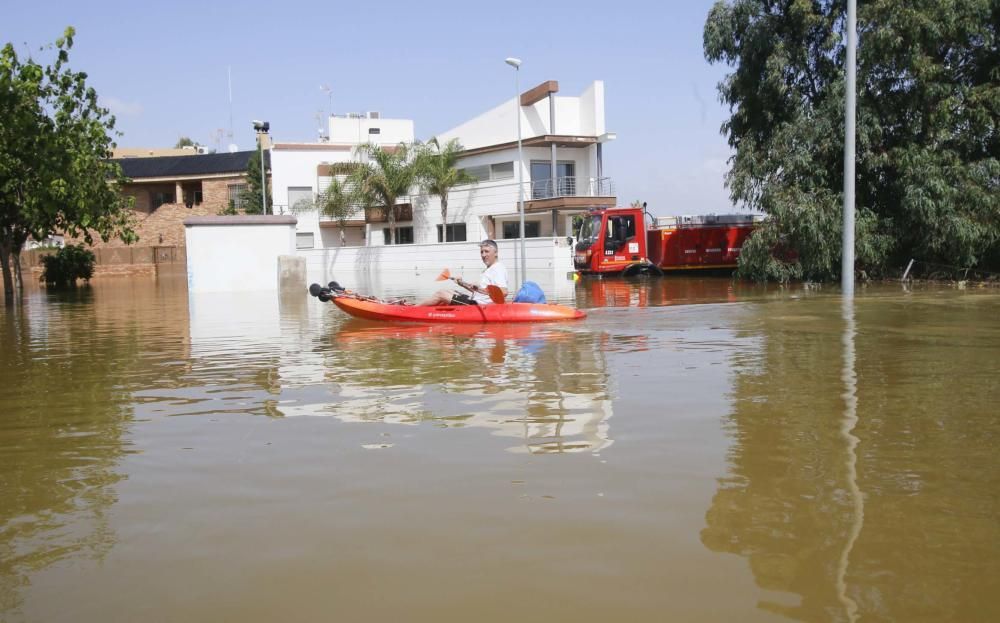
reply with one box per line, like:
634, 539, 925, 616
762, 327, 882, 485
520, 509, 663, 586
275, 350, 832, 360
529, 176, 614, 200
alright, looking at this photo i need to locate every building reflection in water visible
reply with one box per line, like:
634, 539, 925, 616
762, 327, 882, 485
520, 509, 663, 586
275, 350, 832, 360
182, 287, 615, 455
0, 278, 190, 615
298, 320, 614, 455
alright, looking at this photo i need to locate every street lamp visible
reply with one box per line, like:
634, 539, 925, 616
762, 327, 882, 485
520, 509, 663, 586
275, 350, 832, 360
842, 0, 856, 297
505, 56, 526, 288
252, 120, 270, 214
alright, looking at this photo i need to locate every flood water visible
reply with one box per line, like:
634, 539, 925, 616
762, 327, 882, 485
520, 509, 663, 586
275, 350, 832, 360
1, 275, 998, 622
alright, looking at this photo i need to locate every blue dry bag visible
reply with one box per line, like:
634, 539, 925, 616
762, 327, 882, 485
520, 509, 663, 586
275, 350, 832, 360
513, 281, 546, 304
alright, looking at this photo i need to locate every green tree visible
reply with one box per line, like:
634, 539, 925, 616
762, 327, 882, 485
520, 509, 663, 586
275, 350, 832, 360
1, 27, 136, 304
290, 177, 359, 246
241, 147, 271, 215
174, 136, 195, 148
415, 138, 476, 233
349, 143, 417, 244
319, 178, 358, 246
40, 243, 95, 287
704, 0, 999, 282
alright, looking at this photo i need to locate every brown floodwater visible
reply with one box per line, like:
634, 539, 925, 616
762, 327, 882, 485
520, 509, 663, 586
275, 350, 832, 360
1, 275, 998, 622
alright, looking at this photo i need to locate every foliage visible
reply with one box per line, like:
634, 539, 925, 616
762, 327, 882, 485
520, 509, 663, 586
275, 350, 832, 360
174, 136, 195, 148
289, 176, 359, 245
346, 143, 418, 244
1, 27, 136, 303
704, 0, 1000, 282
319, 178, 358, 245
241, 146, 271, 215
415, 138, 476, 228
40, 243, 95, 287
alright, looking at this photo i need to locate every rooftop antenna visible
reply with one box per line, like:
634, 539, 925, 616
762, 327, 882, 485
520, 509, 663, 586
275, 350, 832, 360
314, 110, 327, 141
227, 66, 238, 152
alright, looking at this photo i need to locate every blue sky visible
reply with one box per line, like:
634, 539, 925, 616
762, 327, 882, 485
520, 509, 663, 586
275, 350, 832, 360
4, 0, 739, 215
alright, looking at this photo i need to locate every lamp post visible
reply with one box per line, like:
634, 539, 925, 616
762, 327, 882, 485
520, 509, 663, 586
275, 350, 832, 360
252, 120, 270, 214
842, 0, 856, 296
505, 57, 526, 288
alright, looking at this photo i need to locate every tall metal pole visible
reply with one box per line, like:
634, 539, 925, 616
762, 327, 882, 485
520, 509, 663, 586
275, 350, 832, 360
258, 131, 268, 215
842, 0, 856, 296
514, 67, 526, 287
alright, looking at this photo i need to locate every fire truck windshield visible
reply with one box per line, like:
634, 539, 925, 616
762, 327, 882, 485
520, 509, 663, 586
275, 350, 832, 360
577, 215, 603, 246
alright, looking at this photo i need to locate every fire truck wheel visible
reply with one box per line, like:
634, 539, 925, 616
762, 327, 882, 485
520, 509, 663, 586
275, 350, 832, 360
623, 264, 663, 277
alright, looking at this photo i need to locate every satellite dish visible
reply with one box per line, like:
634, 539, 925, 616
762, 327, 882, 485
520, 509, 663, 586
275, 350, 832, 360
228, 143, 239, 153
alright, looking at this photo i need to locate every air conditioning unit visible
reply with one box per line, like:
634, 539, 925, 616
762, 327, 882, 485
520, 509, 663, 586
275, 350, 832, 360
367, 111, 381, 119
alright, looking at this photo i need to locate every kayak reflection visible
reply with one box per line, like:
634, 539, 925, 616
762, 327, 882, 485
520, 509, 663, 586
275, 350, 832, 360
309, 319, 614, 454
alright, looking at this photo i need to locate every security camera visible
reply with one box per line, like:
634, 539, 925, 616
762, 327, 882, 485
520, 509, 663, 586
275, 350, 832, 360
251, 120, 270, 132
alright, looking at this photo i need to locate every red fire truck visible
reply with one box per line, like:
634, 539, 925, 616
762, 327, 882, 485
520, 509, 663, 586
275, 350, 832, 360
573, 205, 761, 276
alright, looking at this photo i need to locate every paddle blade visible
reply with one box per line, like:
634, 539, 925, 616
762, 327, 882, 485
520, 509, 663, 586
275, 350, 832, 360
435, 268, 451, 282
486, 285, 506, 305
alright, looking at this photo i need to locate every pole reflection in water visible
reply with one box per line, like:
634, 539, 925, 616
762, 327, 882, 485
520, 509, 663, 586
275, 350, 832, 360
701, 291, 1000, 622
836, 297, 862, 622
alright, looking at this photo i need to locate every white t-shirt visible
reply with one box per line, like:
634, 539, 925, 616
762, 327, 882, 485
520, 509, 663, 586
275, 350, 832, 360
472, 261, 509, 305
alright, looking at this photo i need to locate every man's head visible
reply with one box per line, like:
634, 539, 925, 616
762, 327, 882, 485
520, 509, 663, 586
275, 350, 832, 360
480, 239, 498, 266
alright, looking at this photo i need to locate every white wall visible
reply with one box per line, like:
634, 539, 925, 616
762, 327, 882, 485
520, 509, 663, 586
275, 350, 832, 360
270, 146, 353, 209
436, 81, 606, 149
329, 117, 414, 146
185, 216, 297, 292
299, 237, 577, 300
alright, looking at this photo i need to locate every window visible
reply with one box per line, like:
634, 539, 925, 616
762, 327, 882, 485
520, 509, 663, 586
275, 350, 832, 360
182, 187, 203, 208
490, 162, 514, 180
228, 184, 248, 211
151, 191, 174, 209
288, 186, 313, 212
436, 223, 467, 242
530, 161, 577, 198
459, 164, 490, 182
502, 221, 540, 239
383, 226, 414, 245
368, 127, 381, 135
296, 232, 315, 249
459, 162, 514, 183
606, 215, 636, 241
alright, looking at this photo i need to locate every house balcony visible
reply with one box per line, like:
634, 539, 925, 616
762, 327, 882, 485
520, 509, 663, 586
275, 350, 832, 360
524, 176, 616, 213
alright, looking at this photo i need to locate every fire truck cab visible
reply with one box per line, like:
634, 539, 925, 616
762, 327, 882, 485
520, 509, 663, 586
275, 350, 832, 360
574, 207, 648, 275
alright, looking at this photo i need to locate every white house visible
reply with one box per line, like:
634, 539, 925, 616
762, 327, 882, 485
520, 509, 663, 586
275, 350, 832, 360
437, 80, 617, 244
269, 113, 415, 250
270, 80, 616, 251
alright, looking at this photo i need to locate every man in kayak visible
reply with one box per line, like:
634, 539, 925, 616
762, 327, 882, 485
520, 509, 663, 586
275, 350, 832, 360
420, 239, 509, 305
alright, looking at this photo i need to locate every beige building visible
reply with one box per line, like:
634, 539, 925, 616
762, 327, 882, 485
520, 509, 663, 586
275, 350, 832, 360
100, 150, 269, 249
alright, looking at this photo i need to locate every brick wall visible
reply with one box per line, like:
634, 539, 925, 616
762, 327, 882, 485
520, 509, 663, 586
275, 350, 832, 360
83, 175, 247, 249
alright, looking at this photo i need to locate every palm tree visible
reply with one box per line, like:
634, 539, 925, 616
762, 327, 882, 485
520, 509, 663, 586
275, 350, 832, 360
416, 138, 476, 238
318, 178, 357, 246
349, 143, 417, 245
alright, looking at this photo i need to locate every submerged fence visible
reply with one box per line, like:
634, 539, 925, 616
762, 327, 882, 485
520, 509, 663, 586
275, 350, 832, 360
20, 246, 185, 272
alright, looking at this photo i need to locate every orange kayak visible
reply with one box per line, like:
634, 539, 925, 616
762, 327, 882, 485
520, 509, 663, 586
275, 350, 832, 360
330, 295, 585, 323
